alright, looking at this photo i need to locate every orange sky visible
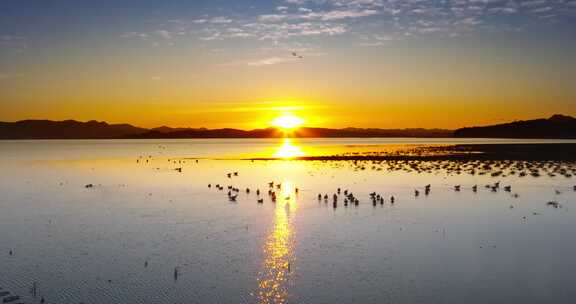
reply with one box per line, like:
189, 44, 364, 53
1, 1, 575, 129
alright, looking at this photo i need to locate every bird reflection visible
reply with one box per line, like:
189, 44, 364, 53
256, 181, 297, 304
274, 138, 305, 159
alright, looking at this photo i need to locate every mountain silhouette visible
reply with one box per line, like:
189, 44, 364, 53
454, 114, 576, 139
1, 115, 575, 139
0, 120, 453, 139
131, 127, 452, 139
0, 120, 146, 139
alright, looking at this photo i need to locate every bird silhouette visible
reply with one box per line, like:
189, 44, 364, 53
291, 52, 304, 59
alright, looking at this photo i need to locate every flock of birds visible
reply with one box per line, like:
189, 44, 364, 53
342, 159, 576, 179
4, 150, 576, 304
135, 148, 576, 180
210, 176, 298, 204
131, 153, 576, 211
208, 170, 576, 210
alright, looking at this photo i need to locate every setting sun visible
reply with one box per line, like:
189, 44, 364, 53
272, 114, 304, 130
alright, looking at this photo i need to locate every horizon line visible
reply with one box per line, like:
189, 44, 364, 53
2, 114, 573, 132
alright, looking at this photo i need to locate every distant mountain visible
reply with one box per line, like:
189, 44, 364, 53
2, 115, 574, 139
0, 120, 147, 139
131, 127, 453, 138
150, 126, 195, 133
293, 127, 452, 138
0, 119, 453, 139
132, 127, 283, 138
454, 114, 576, 139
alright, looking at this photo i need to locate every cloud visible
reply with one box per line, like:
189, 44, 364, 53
121, 32, 148, 38
521, 0, 548, 8
119, 0, 575, 58
155, 30, 172, 39
209, 16, 233, 24
247, 56, 296, 67
188, 0, 572, 48
488, 7, 518, 14
0, 35, 27, 51
359, 41, 385, 46
531, 6, 552, 13
359, 33, 395, 46
199, 32, 222, 41
459, 17, 483, 26
258, 14, 289, 22
304, 9, 379, 20
258, 8, 378, 22
237, 21, 347, 41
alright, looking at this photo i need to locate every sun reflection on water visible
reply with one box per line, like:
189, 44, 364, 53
274, 138, 305, 159
256, 180, 297, 304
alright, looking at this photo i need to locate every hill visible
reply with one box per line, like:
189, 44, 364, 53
454, 114, 576, 139
0, 120, 453, 139
0, 120, 147, 139
2, 115, 575, 139
130, 127, 453, 138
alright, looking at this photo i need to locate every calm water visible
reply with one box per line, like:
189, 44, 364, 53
1, 138, 576, 304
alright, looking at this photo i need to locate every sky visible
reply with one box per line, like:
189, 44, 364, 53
0, 0, 575, 129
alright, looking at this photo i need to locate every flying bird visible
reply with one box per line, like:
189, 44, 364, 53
292, 52, 304, 59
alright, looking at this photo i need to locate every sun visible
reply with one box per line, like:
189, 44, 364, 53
272, 114, 304, 130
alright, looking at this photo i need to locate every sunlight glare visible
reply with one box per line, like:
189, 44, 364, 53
256, 179, 296, 304
274, 138, 305, 159
272, 114, 304, 130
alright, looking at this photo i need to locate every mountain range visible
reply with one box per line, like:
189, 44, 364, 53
0, 115, 574, 139
454, 114, 576, 139
0, 120, 146, 139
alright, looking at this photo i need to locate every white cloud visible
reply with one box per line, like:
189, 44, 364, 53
359, 41, 385, 46
118, 0, 575, 58
155, 30, 172, 39
488, 7, 518, 14
121, 32, 148, 38
199, 32, 222, 41
247, 56, 295, 66
531, 6, 552, 13
0, 35, 27, 51
258, 8, 378, 22
186, 0, 572, 49
258, 14, 289, 22
304, 9, 379, 20
210, 16, 233, 24
251, 22, 347, 40
521, 0, 548, 8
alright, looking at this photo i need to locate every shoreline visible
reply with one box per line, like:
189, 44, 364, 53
246, 144, 576, 161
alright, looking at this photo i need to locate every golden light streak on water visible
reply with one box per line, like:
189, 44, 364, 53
274, 138, 305, 159
256, 180, 297, 304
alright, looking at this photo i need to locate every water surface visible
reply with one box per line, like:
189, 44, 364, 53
1, 139, 575, 304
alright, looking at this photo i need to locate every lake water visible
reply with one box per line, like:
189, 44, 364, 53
1, 138, 575, 304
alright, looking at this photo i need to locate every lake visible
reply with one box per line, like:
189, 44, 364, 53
1, 138, 575, 304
